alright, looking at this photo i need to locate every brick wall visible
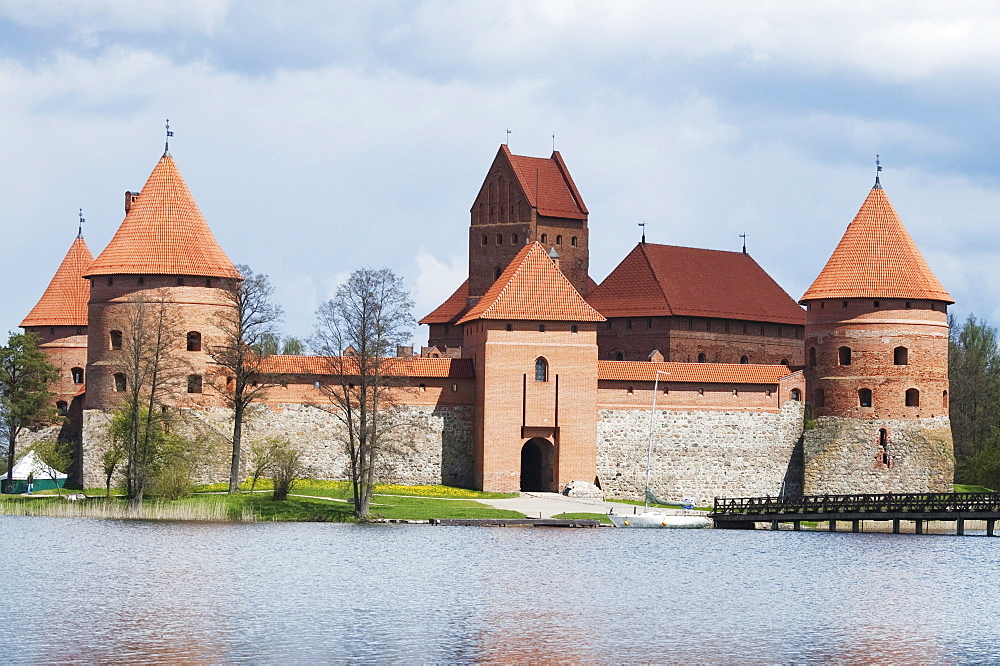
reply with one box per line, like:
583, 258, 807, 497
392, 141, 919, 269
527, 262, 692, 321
23, 325, 88, 408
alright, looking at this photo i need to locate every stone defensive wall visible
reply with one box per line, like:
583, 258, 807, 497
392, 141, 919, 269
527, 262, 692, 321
594, 363, 806, 506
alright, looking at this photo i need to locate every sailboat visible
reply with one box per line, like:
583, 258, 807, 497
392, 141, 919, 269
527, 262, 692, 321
608, 369, 711, 529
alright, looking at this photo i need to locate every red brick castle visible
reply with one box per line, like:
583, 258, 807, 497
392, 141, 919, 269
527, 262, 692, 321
21, 144, 955, 500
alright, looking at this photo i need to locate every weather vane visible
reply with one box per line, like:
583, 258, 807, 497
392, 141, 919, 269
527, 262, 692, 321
552, 132, 556, 152
505, 128, 511, 146
165, 118, 174, 154
639, 221, 646, 244
876, 154, 882, 186
740, 233, 747, 254
78, 208, 85, 238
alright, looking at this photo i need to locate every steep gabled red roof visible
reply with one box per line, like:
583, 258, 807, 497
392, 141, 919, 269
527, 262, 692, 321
85, 154, 240, 279
501, 145, 588, 220
457, 243, 605, 324
419, 280, 470, 325
20, 236, 93, 327
598, 361, 792, 384
801, 184, 952, 303
587, 243, 805, 325
257, 355, 474, 378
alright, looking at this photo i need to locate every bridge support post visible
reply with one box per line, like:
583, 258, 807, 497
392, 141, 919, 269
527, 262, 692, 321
828, 520, 837, 532
771, 520, 779, 531
915, 519, 923, 535
957, 518, 965, 536
988, 519, 996, 537
852, 520, 860, 533
892, 519, 900, 534
793, 521, 801, 531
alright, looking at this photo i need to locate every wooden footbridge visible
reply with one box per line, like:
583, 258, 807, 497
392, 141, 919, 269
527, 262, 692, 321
711, 492, 1000, 535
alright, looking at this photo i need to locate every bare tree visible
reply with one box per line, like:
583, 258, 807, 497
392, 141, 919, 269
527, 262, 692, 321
112, 292, 185, 509
311, 268, 413, 520
209, 265, 284, 493
0, 332, 59, 493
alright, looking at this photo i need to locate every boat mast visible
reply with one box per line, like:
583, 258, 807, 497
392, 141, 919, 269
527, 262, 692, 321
645, 370, 669, 509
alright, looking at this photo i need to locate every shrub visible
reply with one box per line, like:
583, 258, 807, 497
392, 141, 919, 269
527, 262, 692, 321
268, 439, 304, 501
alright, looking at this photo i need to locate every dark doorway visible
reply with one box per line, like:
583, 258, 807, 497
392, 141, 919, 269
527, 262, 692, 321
520, 438, 553, 492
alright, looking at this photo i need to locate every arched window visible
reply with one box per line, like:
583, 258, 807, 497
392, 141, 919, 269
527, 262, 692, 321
71, 367, 84, 384
615, 352, 624, 361
110, 330, 123, 350
56, 401, 68, 416
894, 346, 908, 365
791, 388, 801, 401
815, 388, 825, 407
114, 373, 126, 392
809, 347, 816, 367
512, 233, 519, 244
943, 390, 949, 408
534, 357, 548, 382
780, 359, 789, 366
905, 388, 920, 407
494, 266, 502, 280
740, 355, 749, 364
858, 388, 872, 408
540, 233, 547, 244
697, 352, 707, 363
556, 235, 562, 246
187, 374, 203, 394
187, 331, 202, 352
838, 346, 852, 366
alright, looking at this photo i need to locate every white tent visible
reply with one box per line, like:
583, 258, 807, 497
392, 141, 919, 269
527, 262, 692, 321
0, 450, 67, 485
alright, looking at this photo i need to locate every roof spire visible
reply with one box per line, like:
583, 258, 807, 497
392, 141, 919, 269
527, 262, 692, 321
164, 118, 174, 157
639, 222, 646, 244
740, 233, 747, 254
505, 128, 511, 146
875, 154, 882, 189
77, 208, 85, 238
552, 132, 556, 152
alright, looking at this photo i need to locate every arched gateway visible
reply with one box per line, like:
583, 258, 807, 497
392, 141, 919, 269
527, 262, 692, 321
520, 438, 555, 492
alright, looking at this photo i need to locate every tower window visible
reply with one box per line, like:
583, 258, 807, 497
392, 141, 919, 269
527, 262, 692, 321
781, 359, 789, 366
56, 401, 68, 416
906, 301, 912, 309
740, 355, 749, 364
71, 367, 84, 384
187, 331, 202, 352
894, 346, 908, 365
482, 235, 488, 246
615, 352, 624, 361
138, 276, 144, 285
943, 390, 949, 408
905, 388, 920, 407
697, 352, 707, 363
497, 234, 503, 245
495, 266, 502, 280
571, 325, 578, 333
534, 357, 548, 382
76, 328, 82, 335
506, 323, 513, 332
858, 388, 872, 408
626, 319, 632, 330
512, 233, 518, 244
842, 300, 848, 308
874, 300, 880, 308
110, 330, 123, 350
556, 235, 562, 246
177, 277, 185, 286
541, 233, 547, 244
571, 236, 577, 246
791, 388, 801, 401
538, 324, 546, 333
187, 374, 203, 394
647, 318, 653, 329
838, 346, 852, 366
114, 373, 126, 392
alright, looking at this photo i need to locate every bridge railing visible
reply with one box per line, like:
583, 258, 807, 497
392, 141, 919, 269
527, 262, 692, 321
712, 492, 1000, 516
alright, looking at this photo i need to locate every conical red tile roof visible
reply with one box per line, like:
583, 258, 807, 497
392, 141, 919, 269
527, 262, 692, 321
21, 235, 93, 327
85, 154, 240, 279
457, 243, 605, 323
801, 184, 952, 303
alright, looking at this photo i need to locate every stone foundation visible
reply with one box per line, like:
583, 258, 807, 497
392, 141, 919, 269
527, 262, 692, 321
81, 404, 474, 490
596, 400, 805, 506
803, 416, 953, 494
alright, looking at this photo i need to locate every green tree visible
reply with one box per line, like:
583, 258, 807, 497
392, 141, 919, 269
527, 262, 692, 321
948, 314, 1000, 480
209, 265, 284, 494
281, 337, 304, 355
33, 438, 73, 497
0, 332, 59, 493
311, 267, 413, 520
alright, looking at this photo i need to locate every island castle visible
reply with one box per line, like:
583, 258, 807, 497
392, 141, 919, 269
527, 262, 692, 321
19, 144, 955, 502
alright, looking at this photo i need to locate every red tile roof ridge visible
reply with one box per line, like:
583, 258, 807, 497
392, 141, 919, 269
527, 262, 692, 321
598, 360, 793, 384
457, 242, 605, 324
801, 185, 953, 303
85, 154, 241, 280
258, 355, 475, 378
501, 145, 587, 220
20, 235, 94, 327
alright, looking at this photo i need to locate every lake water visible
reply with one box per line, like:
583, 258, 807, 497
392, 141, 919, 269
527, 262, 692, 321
1, 516, 998, 664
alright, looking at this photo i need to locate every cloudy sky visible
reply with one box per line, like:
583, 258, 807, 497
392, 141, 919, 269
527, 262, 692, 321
3, 1, 1000, 345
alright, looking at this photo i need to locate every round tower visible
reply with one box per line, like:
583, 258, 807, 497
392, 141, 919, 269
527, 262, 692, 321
83, 150, 241, 412
799, 176, 954, 494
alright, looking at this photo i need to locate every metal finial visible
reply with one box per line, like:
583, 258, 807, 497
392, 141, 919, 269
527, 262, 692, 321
164, 119, 174, 155
638, 222, 646, 245
552, 133, 556, 152
78, 208, 85, 238
740, 233, 747, 254
505, 128, 511, 146
875, 154, 882, 188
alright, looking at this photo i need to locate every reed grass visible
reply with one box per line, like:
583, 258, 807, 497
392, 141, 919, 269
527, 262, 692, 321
0, 497, 257, 521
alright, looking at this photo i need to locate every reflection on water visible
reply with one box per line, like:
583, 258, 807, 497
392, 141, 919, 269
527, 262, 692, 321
0, 516, 997, 663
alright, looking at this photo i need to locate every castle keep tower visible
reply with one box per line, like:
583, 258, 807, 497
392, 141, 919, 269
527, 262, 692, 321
20, 232, 94, 413
82, 150, 242, 411
458, 242, 605, 492
800, 177, 954, 494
